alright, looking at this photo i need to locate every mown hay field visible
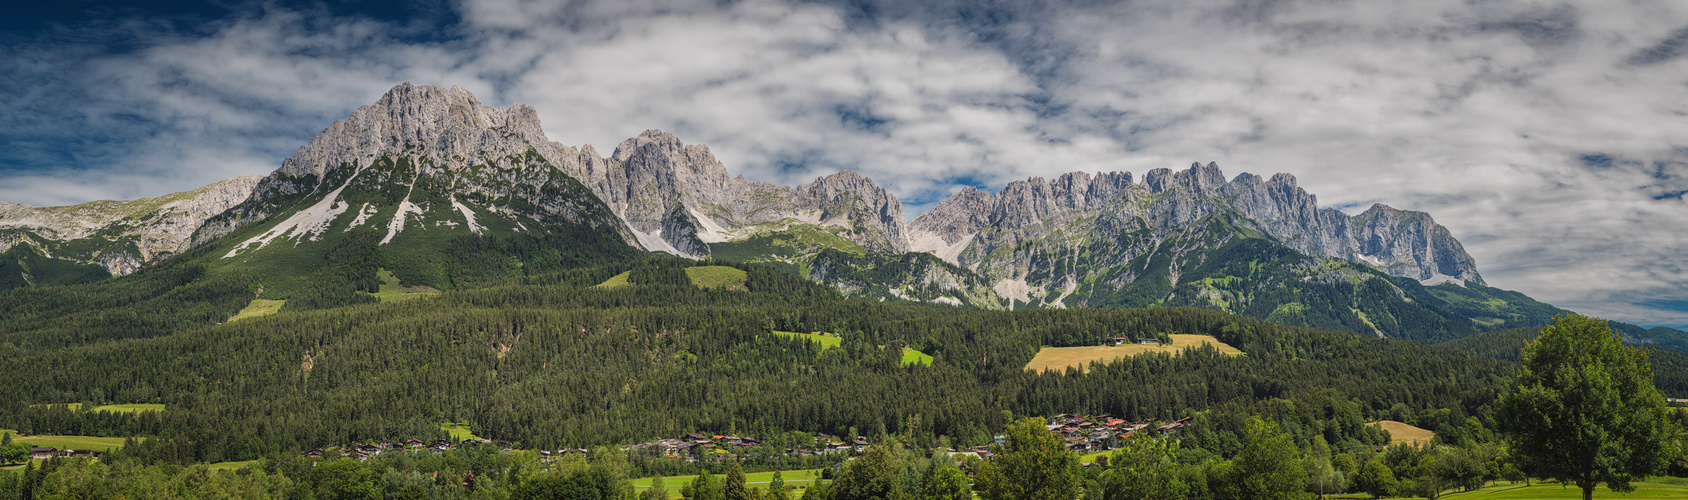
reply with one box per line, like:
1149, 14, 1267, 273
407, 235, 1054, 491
1025, 334, 1242, 373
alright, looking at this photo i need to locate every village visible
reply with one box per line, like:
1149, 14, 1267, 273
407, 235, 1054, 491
198, 411, 1199, 467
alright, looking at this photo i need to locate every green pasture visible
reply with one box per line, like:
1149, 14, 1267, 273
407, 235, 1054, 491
685, 266, 748, 290
632, 469, 825, 499
772, 331, 929, 366
91, 404, 164, 413
439, 422, 485, 442
899, 347, 933, 366
4, 429, 135, 451
228, 299, 285, 322
207, 460, 258, 471
773, 331, 841, 348
596, 271, 633, 288
1437, 480, 1688, 499
374, 269, 441, 301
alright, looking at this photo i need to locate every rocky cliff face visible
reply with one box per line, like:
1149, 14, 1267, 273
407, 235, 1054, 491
0, 176, 260, 274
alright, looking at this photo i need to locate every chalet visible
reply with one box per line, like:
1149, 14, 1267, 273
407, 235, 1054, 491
305, 449, 325, 458
684, 434, 711, 443
405, 439, 424, 448
30, 447, 57, 460
356, 444, 382, 455
1156, 417, 1192, 438
67, 449, 98, 459
1137, 338, 1161, 345
1112, 337, 1130, 346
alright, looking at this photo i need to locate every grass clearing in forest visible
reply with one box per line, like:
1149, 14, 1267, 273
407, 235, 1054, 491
1025, 334, 1243, 373
439, 422, 485, 442
596, 271, 633, 288
208, 460, 258, 471
3, 430, 135, 451
633, 469, 825, 499
774, 331, 930, 366
686, 266, 748, 290
773, 331, 841, 348
1437, 480, 1688, 499
1370, 420, 1435, 448
91, 404, 164, 413
228, 299, 285, 322
373, 269, 441, 302
900, 347, 934, 366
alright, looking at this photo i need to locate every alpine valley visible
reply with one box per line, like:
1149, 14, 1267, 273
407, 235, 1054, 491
5, 83, 1688, 500
3, 83, 1681, 348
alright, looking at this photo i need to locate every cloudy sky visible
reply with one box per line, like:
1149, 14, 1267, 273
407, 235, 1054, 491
2, 0, 1686, 328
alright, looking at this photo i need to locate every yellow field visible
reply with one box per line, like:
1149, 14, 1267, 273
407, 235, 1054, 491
1371, 420, 1435, 448
1025, 334, 1243, 373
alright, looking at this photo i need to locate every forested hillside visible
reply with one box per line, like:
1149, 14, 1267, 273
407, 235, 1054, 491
2, 255, 1522, 463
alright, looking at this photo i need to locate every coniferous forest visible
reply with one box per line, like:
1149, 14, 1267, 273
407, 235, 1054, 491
2, 250, 1685, 499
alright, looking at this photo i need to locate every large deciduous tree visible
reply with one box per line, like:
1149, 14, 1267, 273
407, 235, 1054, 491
975, 418, 1081, 500
1496, 314, 1677, 500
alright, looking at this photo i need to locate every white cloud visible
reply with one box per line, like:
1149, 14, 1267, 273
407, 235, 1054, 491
2, 0, 1686, 327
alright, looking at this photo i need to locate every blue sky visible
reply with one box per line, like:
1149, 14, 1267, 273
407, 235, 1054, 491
2, 0, 1687, 329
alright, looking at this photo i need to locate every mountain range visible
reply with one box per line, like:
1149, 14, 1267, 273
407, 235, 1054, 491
3, 82, 1682, 348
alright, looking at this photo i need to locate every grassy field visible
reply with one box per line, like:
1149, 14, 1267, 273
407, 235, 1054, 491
374, 269, 441, 301
596, 271, 633, 288
632, 469, 825, 499
773, 331, 842, 348
774, 331, 930, 366
1371, 420, 1435, 448
900, 347, 934, 366
1025, 334, 1244, 373
439, 422, 486, 442
1437, 480, 1688, 499
3, 429, 135, 451
227, 299, 285, 322
91, 404, 165, 413
686, 266, 748, 290
208, 460, 259, 471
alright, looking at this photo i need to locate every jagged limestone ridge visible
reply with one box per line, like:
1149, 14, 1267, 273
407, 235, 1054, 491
908, 162, 1484, 304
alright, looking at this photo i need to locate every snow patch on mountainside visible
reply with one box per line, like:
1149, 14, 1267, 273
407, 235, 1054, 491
224, 183, 351, 258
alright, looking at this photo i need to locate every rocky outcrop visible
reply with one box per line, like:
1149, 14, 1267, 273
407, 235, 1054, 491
0, 176, 260, 274
563, 129, 908, 257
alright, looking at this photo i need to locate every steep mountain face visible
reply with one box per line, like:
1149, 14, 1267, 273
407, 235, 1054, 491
200, 83, 639, 299
564, 129, 907, 257
0, 176, 260, 285
906, 163, 1485, 309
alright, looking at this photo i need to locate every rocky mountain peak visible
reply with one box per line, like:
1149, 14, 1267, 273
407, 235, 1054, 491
276, 82, 549, 182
